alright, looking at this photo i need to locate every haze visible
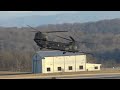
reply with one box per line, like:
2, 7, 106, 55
0, 11, 120, 27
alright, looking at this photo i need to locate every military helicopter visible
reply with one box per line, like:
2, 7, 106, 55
27, 25, 93, 54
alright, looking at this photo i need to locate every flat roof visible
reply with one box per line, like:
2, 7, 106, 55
86, 63, 101, 65
35, 50, 86, 57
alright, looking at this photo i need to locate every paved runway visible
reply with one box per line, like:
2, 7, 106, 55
57, 74, 120, 79
0, 72, 120, 79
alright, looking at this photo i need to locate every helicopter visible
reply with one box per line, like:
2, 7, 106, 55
27, 25, 93, 54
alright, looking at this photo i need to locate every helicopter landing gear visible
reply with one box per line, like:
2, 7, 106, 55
63, 52, 66, 54
40, 47, 43, 50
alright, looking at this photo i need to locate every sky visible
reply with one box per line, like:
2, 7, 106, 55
0, 11, 78, 20
0, 11, 120, 19
1, 11, 120, 21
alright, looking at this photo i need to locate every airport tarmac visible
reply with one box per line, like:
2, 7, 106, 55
56, 74, 120, 79
0, 71, 120, 79
34, 73, 120, 79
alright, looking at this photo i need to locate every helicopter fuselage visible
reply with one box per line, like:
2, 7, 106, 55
33, 31, 80, 53
27, 25, 89, 54
34, 39, 79, 53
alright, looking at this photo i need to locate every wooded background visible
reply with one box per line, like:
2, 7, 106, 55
1, 19, 120, 72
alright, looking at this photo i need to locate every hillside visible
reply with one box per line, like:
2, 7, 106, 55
1, 18, 120, 71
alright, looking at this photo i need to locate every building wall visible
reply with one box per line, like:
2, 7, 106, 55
32, 54, 42, 73
76, 55, 86, 71
64, 56, 76, 72
42, 55, 86, 73
53, 56, 64, 72
42, 57, 54, 73
32, 54, 101, 74
86, 63, 101, 71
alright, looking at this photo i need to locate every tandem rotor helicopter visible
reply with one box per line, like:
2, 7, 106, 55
27, 25, 93, 54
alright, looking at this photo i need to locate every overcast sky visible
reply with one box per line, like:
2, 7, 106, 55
1, 11, 120, 22
0, 11, 78, 20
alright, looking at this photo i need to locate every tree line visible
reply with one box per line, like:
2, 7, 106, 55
1, 18, 120, 71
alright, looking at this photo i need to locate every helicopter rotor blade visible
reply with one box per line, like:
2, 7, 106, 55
45, 31, 68, 33
55, 35, 93, 44
69, 36, 75, 42
30, 31, 39, 32
27, 25, 41, 32
30, 30, 68, 33
27, 25, 68, 33
55, 35, 72, 41
77, 41, 95, 44
78, 51, 94, 56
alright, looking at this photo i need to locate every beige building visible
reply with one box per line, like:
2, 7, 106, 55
86, 63, 101, 71
32, 51, 101, 73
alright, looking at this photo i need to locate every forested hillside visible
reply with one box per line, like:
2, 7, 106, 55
1, 18, 120, 71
